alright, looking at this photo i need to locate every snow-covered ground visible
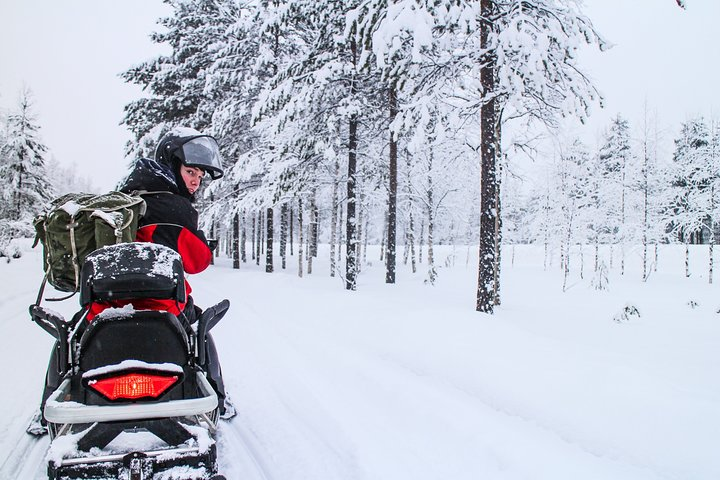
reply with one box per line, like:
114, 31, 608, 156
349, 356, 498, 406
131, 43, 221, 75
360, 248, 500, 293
1, 241, 718, 479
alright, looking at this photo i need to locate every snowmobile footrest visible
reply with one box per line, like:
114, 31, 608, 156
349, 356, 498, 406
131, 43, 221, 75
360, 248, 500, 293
78, 418, 194, 451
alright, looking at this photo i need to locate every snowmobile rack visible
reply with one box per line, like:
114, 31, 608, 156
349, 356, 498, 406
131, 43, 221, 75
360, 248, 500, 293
44, 371, 218, 425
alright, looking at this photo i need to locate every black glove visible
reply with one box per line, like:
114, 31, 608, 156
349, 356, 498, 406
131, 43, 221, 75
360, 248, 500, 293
207, 239, 218, 252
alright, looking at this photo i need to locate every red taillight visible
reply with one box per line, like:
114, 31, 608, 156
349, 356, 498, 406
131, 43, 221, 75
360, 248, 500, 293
88, 373, 178, 400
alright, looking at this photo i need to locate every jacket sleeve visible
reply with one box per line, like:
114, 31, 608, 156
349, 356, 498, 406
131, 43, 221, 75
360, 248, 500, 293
135, 193, 213, 274
137, 224, 212, 274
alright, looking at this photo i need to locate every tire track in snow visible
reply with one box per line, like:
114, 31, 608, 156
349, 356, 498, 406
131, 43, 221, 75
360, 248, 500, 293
217, 421, 272, 480
0, 422, 49, 480
268, 316, 665, 480
213, 298, 365, 480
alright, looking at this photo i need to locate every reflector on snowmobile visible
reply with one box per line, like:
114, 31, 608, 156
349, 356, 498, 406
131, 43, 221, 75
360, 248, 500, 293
87, 372, 179, 400
44, 372, 217, 424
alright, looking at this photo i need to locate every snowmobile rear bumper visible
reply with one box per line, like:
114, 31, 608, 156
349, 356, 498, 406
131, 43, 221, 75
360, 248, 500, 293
48, 443, 217, 480
44, 371, 218, 424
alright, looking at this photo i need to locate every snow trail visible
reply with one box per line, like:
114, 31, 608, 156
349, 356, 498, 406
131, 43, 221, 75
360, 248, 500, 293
0, 417, 49, 479
1, 244, 719, 479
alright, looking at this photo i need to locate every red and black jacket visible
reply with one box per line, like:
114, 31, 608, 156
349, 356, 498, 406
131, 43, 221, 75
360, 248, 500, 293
119, 158, 213, 275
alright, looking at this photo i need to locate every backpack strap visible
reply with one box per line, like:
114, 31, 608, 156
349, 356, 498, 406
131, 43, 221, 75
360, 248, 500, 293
35, 271, 77, 304
133, 190, 174, 196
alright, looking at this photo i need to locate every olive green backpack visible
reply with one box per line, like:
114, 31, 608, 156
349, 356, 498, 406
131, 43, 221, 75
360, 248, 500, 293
33, 192, 147, 294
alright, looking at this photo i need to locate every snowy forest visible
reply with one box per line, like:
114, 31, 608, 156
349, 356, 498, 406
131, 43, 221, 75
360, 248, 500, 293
1, 0, 713, 310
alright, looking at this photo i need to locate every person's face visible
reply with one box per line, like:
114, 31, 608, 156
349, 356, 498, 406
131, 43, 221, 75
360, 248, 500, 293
180, 165, 205, 195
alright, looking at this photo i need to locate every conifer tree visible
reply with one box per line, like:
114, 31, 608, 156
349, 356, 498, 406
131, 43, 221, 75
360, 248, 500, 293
0, 89, 54, 235
250, 0, 386, 290
664, 118, 712, 245
353, 0, 605, 311
597, 115, 634, 274
121, 0, 237, 154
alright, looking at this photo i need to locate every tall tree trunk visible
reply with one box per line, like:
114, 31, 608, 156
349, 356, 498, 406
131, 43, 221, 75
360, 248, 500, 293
298, 198, 304, 278
330, 160, 340, 277
562, 207, 575, 292
357, 192, 364, 273
225, 229, 231, 258
380, 210, 387, 262
307, 201, 315, 275
406, 174, 420, 273
310, 192, 319, 258
363, 211, 369, 268
419, 221, 424, 264
476, 0, 500, 313
14, 168, 24, 221
386, 83, 398, 283
345, 39, 359, 291
289, 206, 294, 256
493, 169, 502, 305
209, 220, 216, 265
710, 242, 714, 285
258, 210, 267, 255
642, 109, 650, 282
266, 207, 274, 273
280, 203, 288, 269
232, 212, 240, 269
403, 229, 410, 265
337, 201, 344, 267
427, 151, 437, 285
594, 243, 599, 273
251, 215, 256, 261
654, 244, 658, 272
256, 211, 262, 266
621, 155, 626, 276
240, 211, 247, 263
709, 185, 715, 284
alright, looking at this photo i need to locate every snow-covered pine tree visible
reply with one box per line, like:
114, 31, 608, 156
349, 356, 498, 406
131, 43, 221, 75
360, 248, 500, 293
556, 139, 593, 290
45, 158, 97, 195
121, 0, 237, 156
352, 0, 437, 286
249, 0, 389, 290
636, 106, 664, 281
386, 84, 399, 283
706, 119, 719, 284
596, 115, 634, 274
0, 89, 54, 246
204, 0, 307, 276
201, 0, 265, 249
672, 117, 718, 280
662, 118, 716, 277
352, 0, 605, 311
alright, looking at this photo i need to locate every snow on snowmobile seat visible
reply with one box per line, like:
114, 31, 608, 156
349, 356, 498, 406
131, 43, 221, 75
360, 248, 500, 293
79, 242, 186, 306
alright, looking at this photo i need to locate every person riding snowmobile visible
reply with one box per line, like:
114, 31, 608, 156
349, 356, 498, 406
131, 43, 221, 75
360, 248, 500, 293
117, 127, 234, 418
28, 128, 234, 435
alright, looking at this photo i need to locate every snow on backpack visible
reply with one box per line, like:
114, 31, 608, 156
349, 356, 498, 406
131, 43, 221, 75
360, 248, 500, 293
32, 192, 147, 294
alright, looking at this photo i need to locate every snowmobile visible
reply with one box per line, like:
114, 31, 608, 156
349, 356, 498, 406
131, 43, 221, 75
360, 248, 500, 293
30, 242, 229, 480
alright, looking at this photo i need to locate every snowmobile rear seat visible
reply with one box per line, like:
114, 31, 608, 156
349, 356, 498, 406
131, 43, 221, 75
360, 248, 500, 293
79, 310, 190, 373
79, 242, 186, 306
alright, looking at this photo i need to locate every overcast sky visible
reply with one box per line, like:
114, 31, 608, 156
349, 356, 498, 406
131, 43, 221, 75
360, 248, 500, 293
1, 0, 718, 191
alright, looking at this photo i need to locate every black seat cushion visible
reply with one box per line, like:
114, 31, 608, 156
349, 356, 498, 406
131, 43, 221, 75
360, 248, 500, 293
79, 310, 190, 373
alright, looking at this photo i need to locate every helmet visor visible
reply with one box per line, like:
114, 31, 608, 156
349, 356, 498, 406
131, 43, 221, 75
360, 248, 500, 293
179, 136, 224, 179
